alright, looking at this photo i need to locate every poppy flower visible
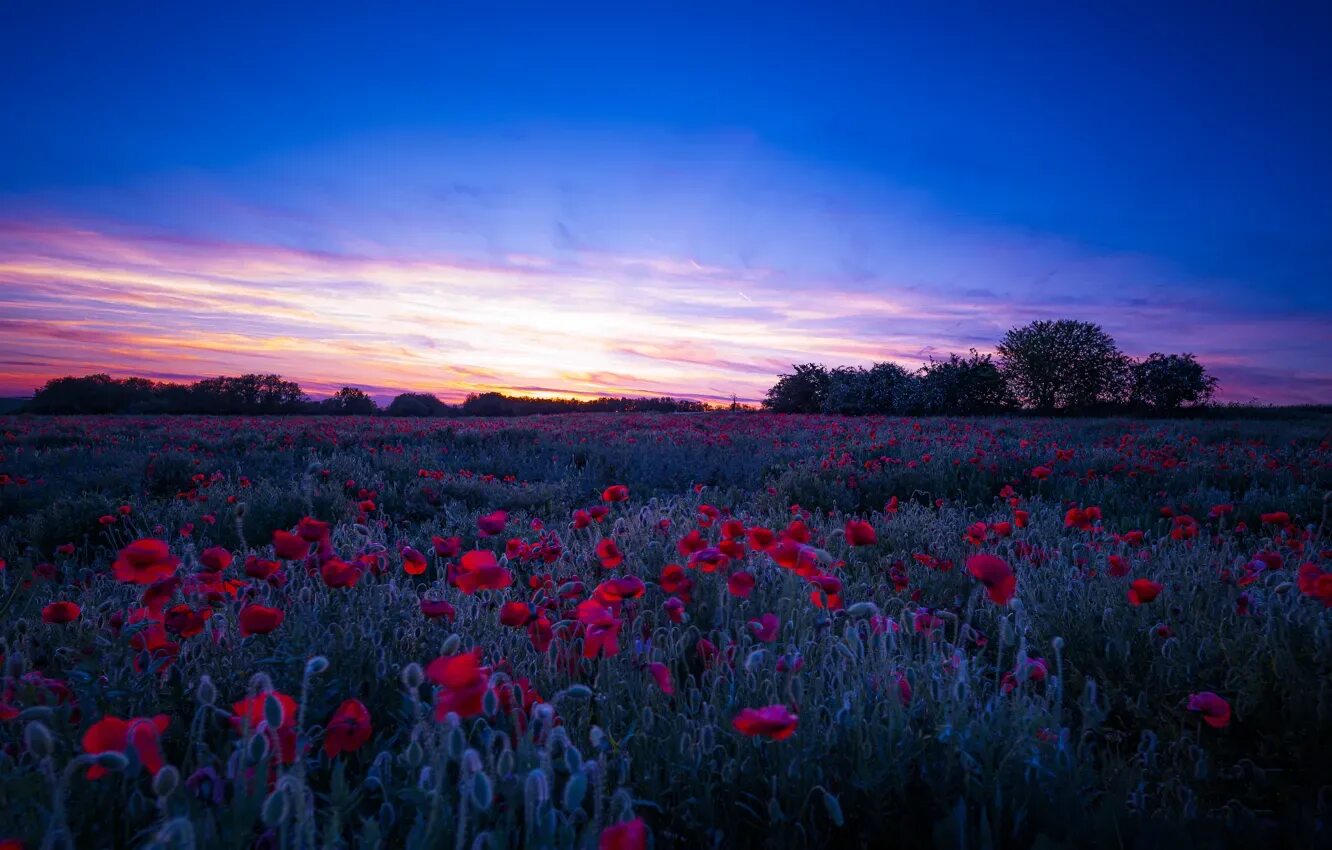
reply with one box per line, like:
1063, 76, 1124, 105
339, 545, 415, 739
593, 576, 646, 605
732, 705, 798, 740
748, 613, 780, 643
1128, 579, 1162, 605
198, 547, 232, 572
273, 530, 311, 561
771, 540, 819, 576
402, 546, 428, 575
647, 662, 673, 695
576, 599, 622, 658
163, 603, 212, 638
112, 539, 180, 585
1108, 554, 1129, 577
1187, 691, 1232, 728
572, 509, 592, 529
320, 558, 363, 589
454, 550, 513, 594
323, 699, 372, 758
238, 604, 284, 636
746, 526, 777, 551
297, 517, 330, 542
601, 484, 629, 503
41, 601, 80, 624
477, 510, 508, 537
662, 597, 685, 623
727, 570, 756, 598
1000, 657, 1048, 694
596, 538, 624, 569
966, 554, 1016, 605
1014, 509, 1030, 529
1031, 466, 1052, 480
499, 601, 535, 628
231, 692, 299, 763
676, 530, 706, 557
600, 818, 648, 850
844, 519, 877, 547
420, 598, 457, 620
431, 535, 462, 558
427, 650, 488, 719
659, 564, 692, 597
1260, 512, 1290, 526
82, 715, 170, 778
244, 556, 283, 580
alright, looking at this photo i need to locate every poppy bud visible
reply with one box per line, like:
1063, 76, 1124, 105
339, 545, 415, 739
441, 634, 462, 655
525, 769, 549, 804
24, 721, 54, 757
153, 765, 180, 798
261, 789, 289, 827
401, 663, 424, 689
95, 751, 130, 771
447, 727, 466, 760
404, 738, 424, 768
846, 601, 880, 619
563, 684, 593, 701
245, 732, 269, 764
497, 749, 514, 777
197, 675, 216, 706
822, 791, 844, 827
562, 771, 588, 811
471, 772, 493, 811
564, 745, 582, 772
305, 656, 329, 675
263, 694, 285, 730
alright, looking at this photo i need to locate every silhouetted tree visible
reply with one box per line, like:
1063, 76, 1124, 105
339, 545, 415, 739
918, 350, 1010, 414
321, 386, 379, 416
997, 320, 1129, 412
764, 364, 831, 413
1130, 353, 1218, 411
386, 392, 451, 417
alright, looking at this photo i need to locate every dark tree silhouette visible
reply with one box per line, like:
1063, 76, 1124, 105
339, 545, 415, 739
996, 320, 1130, 412
1131, 353, 1218, 411
918, 350, 1010, 414
763, 364, 831, 413
320, 386, 379, 415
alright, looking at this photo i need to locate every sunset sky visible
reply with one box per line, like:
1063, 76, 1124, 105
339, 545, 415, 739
2, 2, 1329, 404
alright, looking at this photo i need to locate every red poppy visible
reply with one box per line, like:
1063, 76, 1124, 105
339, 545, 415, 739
844, 519, 877, 547
1187, 691, 1231, 728
659, 564, 692, 597
454, 550, 513, 594
273, 530, 311, 561
1014, 509, 1029, 529
594, 576, 646, 605
431, 535, 462, 558
601, 484, 630, 503
41, 601, 80, 624
1000, 657, 1048, 694
572, 509, 592, 529
323, 699, 372, 758
676, 530, 706, 557
596, 538, 624, 569
82, 715, 170, 778
198, 546, 232, 572
500, 601, 535, 628
244, 556, 283, 580
231, 692, 299, 764
599, 817, 648, 850
112, 539, 180, 585
1031, 466, 1052, 480
727, 570, 756, 598
966, 554, 1016, 605
772, 540, 819, 576
576, 599, 622, 658
746, 526, 777, 551
320, 558, 363, 589
297, 517, 330, 542
647, 662, 673, 695
732, 705, 798, 740
1260, 511, 1290, 526
402, 546, 428, 575
1128, 579, 1162, 605
238, 604, 284, 636
477, 510, 508, 537
163, 603, 212, 638
420, 598, 457, 620
427, 650, 488, 719
748, 613, 779, 643
688, 547, 730, 573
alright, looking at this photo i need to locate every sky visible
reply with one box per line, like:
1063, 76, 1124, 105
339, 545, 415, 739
1, 1, 1329, 404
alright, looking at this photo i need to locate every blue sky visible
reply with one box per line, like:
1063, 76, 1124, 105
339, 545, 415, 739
1, 1, 1329, 402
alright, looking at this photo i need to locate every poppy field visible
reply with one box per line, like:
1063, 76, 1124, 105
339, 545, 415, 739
1, 412, 1330, 850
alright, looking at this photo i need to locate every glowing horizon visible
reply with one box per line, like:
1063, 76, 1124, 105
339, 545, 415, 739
2, 5, 1329, 406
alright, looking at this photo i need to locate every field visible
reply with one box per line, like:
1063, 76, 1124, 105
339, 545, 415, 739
1, 413, 1330, 850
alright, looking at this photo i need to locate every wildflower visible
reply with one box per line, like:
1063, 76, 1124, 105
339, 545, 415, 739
82, 715, 170, 778
238, 604, 284, 636
112, 539, 180, 585
454, 550, 513, 594
732, 705, 798, 740
323, 699, 372, 758
844, 519, 877, 546
966, 553, 1016, 605
427, 651, 488, 719
1187, 691, 1232, 728
41, 601, 80, 624
1128, 579, 1162, 605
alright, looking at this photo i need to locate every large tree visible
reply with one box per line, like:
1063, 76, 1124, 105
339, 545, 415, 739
1130, 353, 1218, 411
997, 320, 1130, 412
918, 350, 1010, 414
763, 364, 831, 413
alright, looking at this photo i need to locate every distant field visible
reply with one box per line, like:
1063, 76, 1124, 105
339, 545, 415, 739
1, 413, 1329, 849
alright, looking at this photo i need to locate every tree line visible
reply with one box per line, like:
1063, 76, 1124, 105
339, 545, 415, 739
763, 319, 1219, 415
18, 374, 709, 417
